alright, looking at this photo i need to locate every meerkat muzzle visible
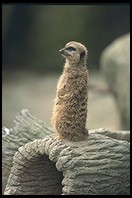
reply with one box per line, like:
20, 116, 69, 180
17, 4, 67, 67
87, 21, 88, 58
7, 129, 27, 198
59, 48, 71, 56
59, 48, 65, 54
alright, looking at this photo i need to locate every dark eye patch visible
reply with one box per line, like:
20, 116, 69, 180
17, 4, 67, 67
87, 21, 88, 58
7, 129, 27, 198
80, 51, 85, 60
66, 47, 76, 51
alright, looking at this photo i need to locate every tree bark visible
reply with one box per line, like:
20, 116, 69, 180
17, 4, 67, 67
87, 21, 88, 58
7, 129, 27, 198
3, 109, 130, 195
2, 109, 53, 194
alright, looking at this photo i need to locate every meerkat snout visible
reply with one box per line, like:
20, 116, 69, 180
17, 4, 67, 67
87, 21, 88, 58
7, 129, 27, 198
59, 48, 64, 53
59, 48, 67, 56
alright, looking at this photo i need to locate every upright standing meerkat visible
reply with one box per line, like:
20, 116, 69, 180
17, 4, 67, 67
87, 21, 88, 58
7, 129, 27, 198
51, 41, 89, 141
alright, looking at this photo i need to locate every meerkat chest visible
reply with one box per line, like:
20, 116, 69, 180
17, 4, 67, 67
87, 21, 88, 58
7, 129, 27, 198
57, 71, 88, 98
57, 73, 67, 91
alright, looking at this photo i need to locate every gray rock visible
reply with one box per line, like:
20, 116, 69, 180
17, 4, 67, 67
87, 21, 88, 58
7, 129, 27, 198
100, 33, 130, 130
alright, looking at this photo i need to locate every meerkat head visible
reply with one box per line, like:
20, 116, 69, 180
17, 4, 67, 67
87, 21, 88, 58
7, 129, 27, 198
59, 41, 88, 65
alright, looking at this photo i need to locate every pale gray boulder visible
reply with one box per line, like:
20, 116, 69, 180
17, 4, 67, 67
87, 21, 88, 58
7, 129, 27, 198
100, 33, 130, 130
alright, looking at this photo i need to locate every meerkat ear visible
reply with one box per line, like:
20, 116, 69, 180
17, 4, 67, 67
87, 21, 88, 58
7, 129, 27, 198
80, 51, 85, 60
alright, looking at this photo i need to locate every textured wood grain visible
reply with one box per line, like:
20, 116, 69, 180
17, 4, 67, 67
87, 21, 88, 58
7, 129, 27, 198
3, 109, 130, 195
2, 109, 54, 194
4, 139, 63, 195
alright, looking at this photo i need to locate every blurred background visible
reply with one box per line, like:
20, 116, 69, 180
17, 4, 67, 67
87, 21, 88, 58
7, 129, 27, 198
2, 4, 130, 130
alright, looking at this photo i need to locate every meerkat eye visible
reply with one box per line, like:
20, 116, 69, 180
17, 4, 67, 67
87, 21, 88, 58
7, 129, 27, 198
66, 47, 76, 51
80, 51, 85, 60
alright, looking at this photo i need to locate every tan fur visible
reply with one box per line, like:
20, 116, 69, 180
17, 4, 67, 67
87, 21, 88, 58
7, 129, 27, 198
51, 41, 89, 141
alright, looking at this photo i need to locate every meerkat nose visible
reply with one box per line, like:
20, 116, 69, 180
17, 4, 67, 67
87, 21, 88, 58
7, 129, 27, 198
59, 48, 65, 53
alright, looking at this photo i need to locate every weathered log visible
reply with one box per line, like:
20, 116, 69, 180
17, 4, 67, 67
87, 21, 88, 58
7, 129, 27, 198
3, 109, 130, 195
2, 109, 54, 194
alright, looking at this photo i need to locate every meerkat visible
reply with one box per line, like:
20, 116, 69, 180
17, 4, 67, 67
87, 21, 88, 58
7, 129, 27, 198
51, 41, 89, 141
